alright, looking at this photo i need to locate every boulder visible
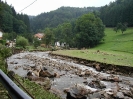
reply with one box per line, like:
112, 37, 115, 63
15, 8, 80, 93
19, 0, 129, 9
27, 76, 51, 89
39, 69, 55, 78
66, 84, 96, 99
115, 92, 125, 99
88, 80, 106, 89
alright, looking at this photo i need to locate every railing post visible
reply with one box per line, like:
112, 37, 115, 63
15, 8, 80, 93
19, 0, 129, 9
0, 69, 32, 99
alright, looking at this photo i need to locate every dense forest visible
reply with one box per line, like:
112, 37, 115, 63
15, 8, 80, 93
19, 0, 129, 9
30, 6, 100, 32
100, 0, 133, 27
0, 0, 30, 34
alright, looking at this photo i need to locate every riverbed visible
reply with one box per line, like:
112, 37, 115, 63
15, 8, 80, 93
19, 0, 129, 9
7, 52, 133, 99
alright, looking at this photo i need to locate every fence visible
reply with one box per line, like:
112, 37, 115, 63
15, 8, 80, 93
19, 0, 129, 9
0, 69, 32, 99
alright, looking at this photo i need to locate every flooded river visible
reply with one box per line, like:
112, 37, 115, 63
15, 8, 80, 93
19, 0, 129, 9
7, 52, 133, 99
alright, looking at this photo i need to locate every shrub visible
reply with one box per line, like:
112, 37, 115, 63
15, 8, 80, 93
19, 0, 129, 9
16, 36, 29, 48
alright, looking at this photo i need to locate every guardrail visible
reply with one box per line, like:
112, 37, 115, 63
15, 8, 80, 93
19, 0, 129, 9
0, 69, 32, 99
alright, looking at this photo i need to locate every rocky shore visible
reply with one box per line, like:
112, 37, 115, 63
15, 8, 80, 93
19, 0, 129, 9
7, 52, 133, 99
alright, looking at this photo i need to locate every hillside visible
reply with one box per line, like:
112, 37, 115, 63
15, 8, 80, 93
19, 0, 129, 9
30, 6, 100, 32
94, 28, 133, 54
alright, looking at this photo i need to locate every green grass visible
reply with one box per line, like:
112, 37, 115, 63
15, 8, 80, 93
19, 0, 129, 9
15, 75, 60, 99
94, 28, 133, 53
53, 27, 133, 67
53, 50, 133, 67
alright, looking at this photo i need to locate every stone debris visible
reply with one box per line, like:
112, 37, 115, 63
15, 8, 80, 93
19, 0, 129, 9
7, 52, 133, 99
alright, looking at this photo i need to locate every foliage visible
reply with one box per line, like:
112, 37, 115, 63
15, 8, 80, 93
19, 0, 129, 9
0, 40, 6, 45
0, 45, 11, 73
16, 36, 29, 48
53, 22, 74, 47
0, 45, 11, 59
114, 23, 127, 34
2, 32, 17, 40
30, 6, 100, 32
42, 28, 54, 47
0, 1, 30, 33
100, 0, 133, 27
21, 33, 34, 44
75, 13, 105, 48
33, 38, 41, 48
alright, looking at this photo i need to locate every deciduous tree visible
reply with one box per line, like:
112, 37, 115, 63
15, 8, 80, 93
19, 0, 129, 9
75, 13, 105, 48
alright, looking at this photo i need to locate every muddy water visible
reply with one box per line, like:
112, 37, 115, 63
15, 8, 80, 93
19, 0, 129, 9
7, 52, 133, 99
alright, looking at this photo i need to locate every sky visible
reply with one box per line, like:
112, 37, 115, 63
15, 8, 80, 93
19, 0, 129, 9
2, 0, 115, 16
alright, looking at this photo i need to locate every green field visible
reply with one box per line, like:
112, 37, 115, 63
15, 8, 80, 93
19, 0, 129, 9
53, 28, 133, 67
94, 28, 133, 53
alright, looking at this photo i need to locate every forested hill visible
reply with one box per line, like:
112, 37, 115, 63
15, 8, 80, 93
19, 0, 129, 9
0, 1, 30, 33
100, 0, 133, 27
30, 6, 100, 32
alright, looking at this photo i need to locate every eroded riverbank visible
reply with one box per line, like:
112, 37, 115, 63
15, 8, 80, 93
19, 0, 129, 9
7, 52, 133, 99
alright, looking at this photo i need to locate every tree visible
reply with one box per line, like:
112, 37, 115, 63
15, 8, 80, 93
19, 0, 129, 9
121, 23, 127, 34
75, 13, 105, 48
42, 28, 54, 47
16, 36, 29, 48
60, 22, 73, 46
114, 23, 127, 34
33, 38, 41, 48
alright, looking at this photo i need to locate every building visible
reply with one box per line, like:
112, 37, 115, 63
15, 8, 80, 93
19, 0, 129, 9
0, 31, 3, 40
34, 33, 44, 40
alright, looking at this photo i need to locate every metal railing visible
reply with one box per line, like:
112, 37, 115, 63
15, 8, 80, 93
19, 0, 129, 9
0, 69, 32, 99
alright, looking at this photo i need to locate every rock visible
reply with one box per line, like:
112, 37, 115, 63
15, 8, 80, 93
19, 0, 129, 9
88, 80, 106, 89
39, 69, 55, 78
32, 69, 40, 76
103, 93, 112, 99
66, 84, 89, 99
63, 88, 70, 93
84, 70, 91, 76
67, 92, 87, 99
50, 88, 62, 97
115, 92, 125, 99
89, 92, 104, 99
28, 76, 51, 89
10, 61, 14, 64
14, 66, 19, 70
95, 64, 101, 71
130, 87, 133, 94
54, 72, 60, 78
107, 75, 121, 82
122, 89, 133, 98
27, 70, 35, 76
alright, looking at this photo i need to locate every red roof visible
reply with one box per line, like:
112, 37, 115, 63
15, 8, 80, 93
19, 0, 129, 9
34, 33, 44, 39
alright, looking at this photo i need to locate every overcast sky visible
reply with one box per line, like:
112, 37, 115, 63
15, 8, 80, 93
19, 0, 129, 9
2, 0, 115, 16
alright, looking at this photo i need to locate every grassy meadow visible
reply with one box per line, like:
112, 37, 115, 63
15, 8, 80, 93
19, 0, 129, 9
94, 28, 133, 53
53, 28, 133, 67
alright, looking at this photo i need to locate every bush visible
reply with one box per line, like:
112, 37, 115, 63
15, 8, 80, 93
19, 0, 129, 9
16, 36, 29, 48
0, 46, 12, 73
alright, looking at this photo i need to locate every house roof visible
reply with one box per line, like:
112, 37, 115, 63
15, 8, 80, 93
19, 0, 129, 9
34, 33, 44, 38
